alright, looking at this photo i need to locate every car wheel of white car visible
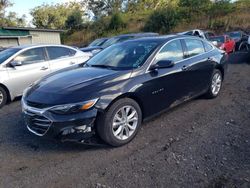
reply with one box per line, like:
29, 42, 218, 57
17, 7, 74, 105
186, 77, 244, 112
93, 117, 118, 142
0, 86, 7, 108
96, 98, 142, 146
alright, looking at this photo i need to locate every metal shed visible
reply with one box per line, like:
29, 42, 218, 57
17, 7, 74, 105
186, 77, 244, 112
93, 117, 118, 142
0, 27, 63, 48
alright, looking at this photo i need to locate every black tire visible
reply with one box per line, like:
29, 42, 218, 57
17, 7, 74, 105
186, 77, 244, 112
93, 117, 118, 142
239, 42, 249, 52
96, 98, 142, 147
0, 86, 7, 109
205, 69, 223, 99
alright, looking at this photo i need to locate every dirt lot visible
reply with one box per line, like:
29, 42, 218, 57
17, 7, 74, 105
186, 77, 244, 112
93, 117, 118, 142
0, 58, 249, 188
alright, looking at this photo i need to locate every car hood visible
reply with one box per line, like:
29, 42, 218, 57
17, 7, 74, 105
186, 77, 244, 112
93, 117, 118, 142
25, 66, 132, 105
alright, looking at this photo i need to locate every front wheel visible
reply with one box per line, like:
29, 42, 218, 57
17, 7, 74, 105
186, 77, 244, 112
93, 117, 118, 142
96, 98, 142, 146
205, 70, 223, 99
0, 86, 7, 108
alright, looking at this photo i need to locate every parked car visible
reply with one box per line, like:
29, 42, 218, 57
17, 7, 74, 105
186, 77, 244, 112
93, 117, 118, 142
0, 47, 7, 52
80, 33, 159, 56
0, 44, 90, 108
80, 37, 109, 55
209, 35, 235, 53
88, 37, 109, 47
22, 35, 228, 146
180, 29, 215, 40
226, 31, 249, 51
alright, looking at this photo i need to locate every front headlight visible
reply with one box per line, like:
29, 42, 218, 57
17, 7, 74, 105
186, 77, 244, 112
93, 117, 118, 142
49, 98, 98, 114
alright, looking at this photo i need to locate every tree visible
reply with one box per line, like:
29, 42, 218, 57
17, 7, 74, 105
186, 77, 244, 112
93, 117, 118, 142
126, 0, 179, 12
208, 0, 233, 18
31, 2, 84, 29
108, 12, 126, 30
144, 7, 180, 34
0, 0, 27, 27
83, 0, 123, 18
4, 12, 26, 27
65, 10, 84, 30
0, 0, 11, 11
178, 0, 211, 18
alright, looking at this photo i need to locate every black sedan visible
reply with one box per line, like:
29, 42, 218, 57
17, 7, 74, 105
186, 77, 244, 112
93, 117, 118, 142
22, 35, 228, 146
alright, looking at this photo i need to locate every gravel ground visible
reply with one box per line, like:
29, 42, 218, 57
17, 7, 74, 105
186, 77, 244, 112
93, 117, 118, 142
0, 59, 249, 188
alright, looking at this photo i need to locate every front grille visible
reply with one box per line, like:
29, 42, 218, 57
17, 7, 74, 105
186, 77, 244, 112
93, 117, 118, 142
26, 101, 51, 109
24, 110, 51, 136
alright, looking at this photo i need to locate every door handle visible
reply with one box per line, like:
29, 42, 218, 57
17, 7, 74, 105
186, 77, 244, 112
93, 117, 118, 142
40, 66, 48, 70
182, 65, 189, 71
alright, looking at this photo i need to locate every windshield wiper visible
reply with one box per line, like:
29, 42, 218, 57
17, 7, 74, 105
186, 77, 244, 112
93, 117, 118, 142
90, 64, 116, 69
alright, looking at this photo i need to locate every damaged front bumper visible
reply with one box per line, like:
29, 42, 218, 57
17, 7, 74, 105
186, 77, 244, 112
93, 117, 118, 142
22, 100, 100, 144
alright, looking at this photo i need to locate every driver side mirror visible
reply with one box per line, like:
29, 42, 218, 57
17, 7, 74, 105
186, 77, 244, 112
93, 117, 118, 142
10, 60, 22, 67
150, 60, 174, 70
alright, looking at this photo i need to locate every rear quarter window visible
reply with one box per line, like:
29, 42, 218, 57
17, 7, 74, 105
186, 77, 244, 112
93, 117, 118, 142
203, 41, 213, 52
185, 39, 205, 57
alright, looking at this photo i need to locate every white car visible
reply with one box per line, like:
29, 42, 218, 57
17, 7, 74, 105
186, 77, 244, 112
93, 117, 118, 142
0, 44, 91, 108
179, 29, 215, 40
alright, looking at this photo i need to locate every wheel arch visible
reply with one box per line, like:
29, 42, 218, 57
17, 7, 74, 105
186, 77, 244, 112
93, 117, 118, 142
0, 83, 11, 102
215, 65, 224, 80
100, 93, 145, 120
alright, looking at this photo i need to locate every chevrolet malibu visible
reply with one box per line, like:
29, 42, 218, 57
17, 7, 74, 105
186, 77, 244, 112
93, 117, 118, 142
0, 44, 90, 108
22, 35, 228, 146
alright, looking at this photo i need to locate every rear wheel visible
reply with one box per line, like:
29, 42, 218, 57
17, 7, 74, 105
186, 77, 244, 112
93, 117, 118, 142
96, 98, 142, 146
205, 70, 222, 99
0, 86, 7, 108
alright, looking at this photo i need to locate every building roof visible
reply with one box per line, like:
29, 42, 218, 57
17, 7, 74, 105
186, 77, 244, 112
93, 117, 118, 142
2, 27, 64, 33
0, 28, 29, 37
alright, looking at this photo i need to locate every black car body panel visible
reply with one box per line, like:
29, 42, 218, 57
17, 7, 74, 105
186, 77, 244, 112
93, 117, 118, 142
26, 67, 132, 105
22, 35, 228, 143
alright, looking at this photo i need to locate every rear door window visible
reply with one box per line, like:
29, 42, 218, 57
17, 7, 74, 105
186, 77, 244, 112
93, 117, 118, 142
203, 41, 213, 52
156, 40, 184, 62
184, 39, 205, 57
46, 47, 75, 60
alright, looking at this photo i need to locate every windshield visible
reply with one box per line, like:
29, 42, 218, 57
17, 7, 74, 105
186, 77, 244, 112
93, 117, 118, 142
228, 32, 241, 40
0, 48, 20, 64
86, 41, 159, 70
210, 36, 225, 43
89, 38, 107, 47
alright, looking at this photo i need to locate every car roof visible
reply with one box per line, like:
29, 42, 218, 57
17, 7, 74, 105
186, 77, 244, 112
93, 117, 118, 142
226, 31, 246, 35
9, 44, 76, 50
93, 37, 109, 40
210, 35, 226, 38
120, 34, 197, 44
114, 32, 159, 38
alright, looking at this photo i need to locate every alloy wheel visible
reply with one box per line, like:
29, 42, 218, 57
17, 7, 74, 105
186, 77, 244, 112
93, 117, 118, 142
112, 105, 138, 140
211, 73, 222, 96
0, 91, 3, 105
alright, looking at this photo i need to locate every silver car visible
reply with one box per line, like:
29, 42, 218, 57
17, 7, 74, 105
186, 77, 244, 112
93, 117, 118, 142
0, 44, 91, 108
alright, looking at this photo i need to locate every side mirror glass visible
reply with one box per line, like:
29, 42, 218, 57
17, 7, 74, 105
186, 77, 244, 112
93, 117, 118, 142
10, 60, 22, 67
150, 60, 174, 70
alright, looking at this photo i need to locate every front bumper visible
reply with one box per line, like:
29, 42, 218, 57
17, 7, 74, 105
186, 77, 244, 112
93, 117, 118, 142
22, 99, 98, 143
